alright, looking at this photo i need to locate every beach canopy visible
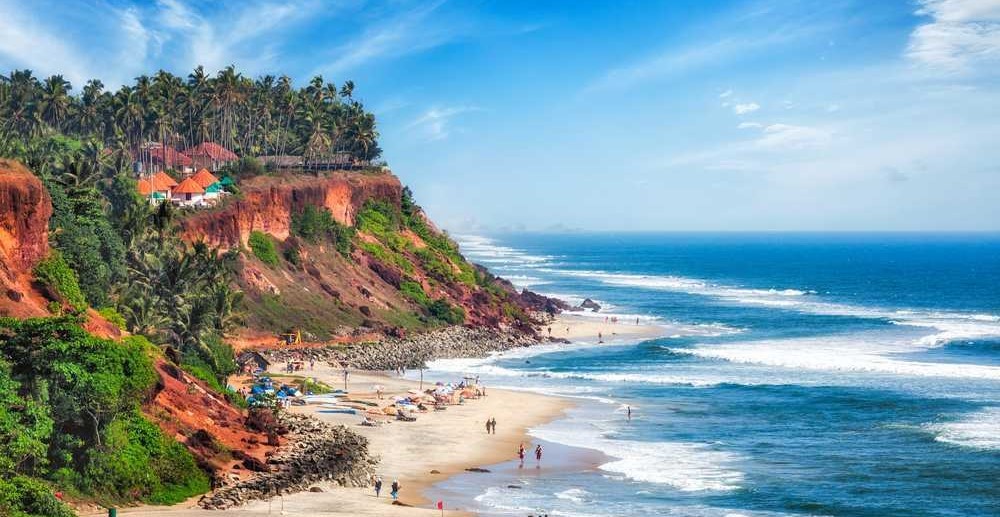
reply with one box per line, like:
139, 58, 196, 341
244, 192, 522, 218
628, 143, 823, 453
219, 176, 235, 186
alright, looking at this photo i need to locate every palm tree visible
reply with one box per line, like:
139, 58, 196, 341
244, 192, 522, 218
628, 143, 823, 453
38, 75, 72, 131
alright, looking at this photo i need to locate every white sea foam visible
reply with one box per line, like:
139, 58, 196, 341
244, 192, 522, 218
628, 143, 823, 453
532, 420, 744, 492
675, 333, 1000, 381
554, 487, 592, 503
531, 267, 1000, 348
454, 234, 555, 266
927, 407, 1000, 451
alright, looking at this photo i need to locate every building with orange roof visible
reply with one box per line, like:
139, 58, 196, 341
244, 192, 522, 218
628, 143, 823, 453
190, 168, 219, 189
153, 170, 179, 188
171, 177, 206, 205
137, 172, 176, 204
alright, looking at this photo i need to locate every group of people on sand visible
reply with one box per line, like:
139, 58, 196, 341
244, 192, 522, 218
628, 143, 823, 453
373, 476, 400, 501
517, 442, 543, 467
485, 417, 497, 434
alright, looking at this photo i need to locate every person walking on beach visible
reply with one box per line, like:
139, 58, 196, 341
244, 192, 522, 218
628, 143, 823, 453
390, 479, 400, 501
535, 444, 543, 465
491, 417, 497, 434
374, 477, 382, 497
486, 418, 492, 434
518, 442, 526, 466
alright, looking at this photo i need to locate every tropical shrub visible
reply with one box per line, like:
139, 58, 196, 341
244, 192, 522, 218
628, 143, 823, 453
33, 252, 87, 312
248, 231, 279, 267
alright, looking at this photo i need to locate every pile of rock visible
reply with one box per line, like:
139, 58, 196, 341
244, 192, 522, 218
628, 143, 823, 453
198, 413, 377, 509
265, 326, 541, 371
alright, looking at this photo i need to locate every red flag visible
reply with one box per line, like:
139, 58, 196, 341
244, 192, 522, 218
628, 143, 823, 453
437, 500, 444, 510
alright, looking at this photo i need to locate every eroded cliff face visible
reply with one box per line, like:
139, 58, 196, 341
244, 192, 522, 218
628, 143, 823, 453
181, 172, 402, 248
179, 170, 551, 342
0, 159, 52, 317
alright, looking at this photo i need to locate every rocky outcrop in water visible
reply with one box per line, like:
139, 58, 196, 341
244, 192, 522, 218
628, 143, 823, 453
264, 326, 542, 370
198, 413, 376, 509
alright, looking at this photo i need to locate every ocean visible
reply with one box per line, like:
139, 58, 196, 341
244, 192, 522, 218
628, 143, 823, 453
422, 233, 1000, 517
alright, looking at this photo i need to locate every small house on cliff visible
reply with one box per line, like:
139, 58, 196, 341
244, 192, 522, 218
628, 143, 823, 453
137, 171, 179, 203
171, 177, 206, 206
183, 142, 238, 171
133, 143, 194, 174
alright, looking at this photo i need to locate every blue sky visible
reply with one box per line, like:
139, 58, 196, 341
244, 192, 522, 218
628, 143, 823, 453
1, 0, 999, 231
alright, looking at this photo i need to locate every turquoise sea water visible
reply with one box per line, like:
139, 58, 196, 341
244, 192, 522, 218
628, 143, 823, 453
424, 233, 1000, 517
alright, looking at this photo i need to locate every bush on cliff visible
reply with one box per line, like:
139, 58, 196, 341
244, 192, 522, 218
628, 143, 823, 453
291, 205, 354, 256
248, 231, 280, 267
32, 252, 87, 313
0, 318, 209, 506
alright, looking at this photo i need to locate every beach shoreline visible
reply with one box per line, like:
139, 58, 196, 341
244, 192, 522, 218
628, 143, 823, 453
100, 313, 667, 516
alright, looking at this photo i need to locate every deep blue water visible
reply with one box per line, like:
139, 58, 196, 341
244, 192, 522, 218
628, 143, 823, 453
424, 233, 1000, 517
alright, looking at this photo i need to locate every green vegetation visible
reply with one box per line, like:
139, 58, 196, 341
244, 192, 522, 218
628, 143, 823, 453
429, 299, 466, 325
32, 252, 86, 313
0, 67, 383, 170
0, 318, 208, 510
97, 307, 127, 330
291, 205, 354, 255
248, 231, 280, 267
400, 280, 430, 305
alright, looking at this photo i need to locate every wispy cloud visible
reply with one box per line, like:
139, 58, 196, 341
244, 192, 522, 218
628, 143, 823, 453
906, 0, 1000, 74
317, 0, 465, 75
754, 123, 832, 150
733, 102, 761, 115
406, 106, 480, 141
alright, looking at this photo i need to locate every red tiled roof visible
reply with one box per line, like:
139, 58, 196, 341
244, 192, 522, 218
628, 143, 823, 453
183, 142, 238, 162
137, 179, 154, 196
190, 168, 219, 189
145, 146, 193, 167
172, 177, 205, 195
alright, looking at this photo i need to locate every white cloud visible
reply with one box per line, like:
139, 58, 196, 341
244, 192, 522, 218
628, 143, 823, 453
737, 122, 763, 129
719, 89, 734, 98
406, 106, 480, 141
755, 123, 832, 149
733, 102, 760, 115
906, 0, 1000, 73
0, 0, 92, 85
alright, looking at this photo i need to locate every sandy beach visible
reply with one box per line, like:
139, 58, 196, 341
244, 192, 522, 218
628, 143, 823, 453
99, 313, 665, 517
548, 312, 667, 342
107, 364, 571, 516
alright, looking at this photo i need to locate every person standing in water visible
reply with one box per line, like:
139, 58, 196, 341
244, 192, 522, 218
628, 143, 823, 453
518, 443, 526, 466
535, 444, 543, 465
627, 405, 632, 421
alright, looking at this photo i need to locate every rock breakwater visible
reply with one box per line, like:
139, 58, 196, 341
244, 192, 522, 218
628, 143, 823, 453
198, 413, 376, 509
264, 326, 542, 370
